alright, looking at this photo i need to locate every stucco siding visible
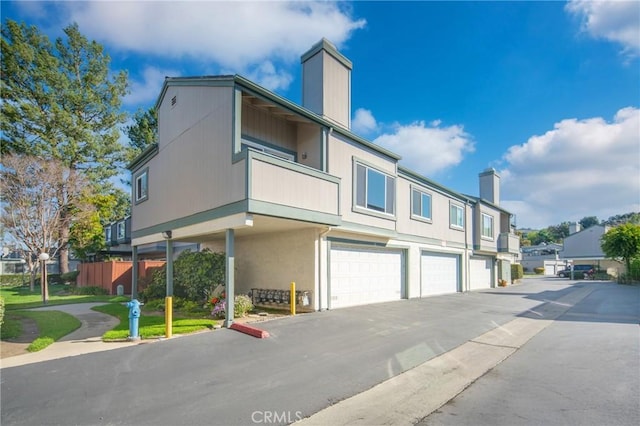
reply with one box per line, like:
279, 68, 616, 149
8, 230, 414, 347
233, 229, 317, 303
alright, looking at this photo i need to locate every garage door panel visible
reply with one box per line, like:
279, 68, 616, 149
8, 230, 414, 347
470, 256, 493, 290
421, 252, 459, 296
330, 246, 403, 309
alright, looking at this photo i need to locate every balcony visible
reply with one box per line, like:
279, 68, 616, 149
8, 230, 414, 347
246, 150, 341, 226
498, 232, 520, 254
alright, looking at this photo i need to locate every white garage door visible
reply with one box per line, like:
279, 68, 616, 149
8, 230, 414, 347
421, 252, 460, 296
330, 245, 403, 309
470, 256, 493, 290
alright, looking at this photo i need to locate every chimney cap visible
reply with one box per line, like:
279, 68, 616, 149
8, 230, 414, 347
301, 38, 353, 69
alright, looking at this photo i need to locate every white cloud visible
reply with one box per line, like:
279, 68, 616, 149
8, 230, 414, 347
500, 107, 640, 229
373, 121, 475, 176
57, 1, 365, 91
352, 108, 378, 135
125, 66, 178, 107
243, 61, 293, 92
566, 0, 640, 57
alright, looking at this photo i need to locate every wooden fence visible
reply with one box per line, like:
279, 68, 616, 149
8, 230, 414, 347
77, 260, 165, 295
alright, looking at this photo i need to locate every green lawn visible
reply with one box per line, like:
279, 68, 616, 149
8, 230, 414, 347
2, 310, 81, 352
0, 284, 128, 310
92, 303, 218, 340
0, 284, 218, 350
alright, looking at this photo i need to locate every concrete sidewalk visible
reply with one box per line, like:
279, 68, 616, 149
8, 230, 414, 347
0, 303, 144, 369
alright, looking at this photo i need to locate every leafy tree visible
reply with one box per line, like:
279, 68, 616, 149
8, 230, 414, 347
126, 107, 157, 162
579, 216, 600, 229
1, 20, 128, 273
68, 188, 130, 260
0, 154, 92, 298
548, 222, 571, 242
527, 229, 554, 246
601, 223, 640, 275
603, 212, 640, 226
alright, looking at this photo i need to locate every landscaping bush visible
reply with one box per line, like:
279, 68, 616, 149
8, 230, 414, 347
70, 286, 108, 295
511, 263, 524, 283
60, 271, 79, 284
141, 249, 225, 304
0, 296, 5, 327
211, 294, 254, 319
533, 267, 544, 275
0, 275, 24, 286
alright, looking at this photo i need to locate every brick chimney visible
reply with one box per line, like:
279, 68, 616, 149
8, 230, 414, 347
301, 39, 352, 129
479, 168, 500, 205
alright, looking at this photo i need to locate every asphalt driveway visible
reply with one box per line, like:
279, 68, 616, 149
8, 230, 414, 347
2, 278, 631, 426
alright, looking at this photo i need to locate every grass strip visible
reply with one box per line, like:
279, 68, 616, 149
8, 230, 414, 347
92, 303, 217, 340
3, 310, 82, 352
1, 284, 129, 310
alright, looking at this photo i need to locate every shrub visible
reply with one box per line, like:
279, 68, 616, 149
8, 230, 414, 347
141, 249, 226, 304
511, 263, 524, 282
0, 296, 4, 327
70, 286, 108, 295
211, 294, 254, 318
60, 271, 79, 284
533, 267, 544, 275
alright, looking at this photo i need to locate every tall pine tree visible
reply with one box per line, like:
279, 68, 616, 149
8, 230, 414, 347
1, 20, 128, 272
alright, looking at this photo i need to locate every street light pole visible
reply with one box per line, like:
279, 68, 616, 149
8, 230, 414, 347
38, 252, 50, 304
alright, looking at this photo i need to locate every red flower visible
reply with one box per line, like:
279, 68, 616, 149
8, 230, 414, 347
211, 297, 219, 304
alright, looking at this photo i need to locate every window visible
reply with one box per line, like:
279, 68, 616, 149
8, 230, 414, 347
117, 221, 126, 240
105, 226, 112, 243
450, 203, 464, 229
411, 189, 432, 220
482, 213, 494, 239
135, 169, 148, 203
355, 163, 395, 215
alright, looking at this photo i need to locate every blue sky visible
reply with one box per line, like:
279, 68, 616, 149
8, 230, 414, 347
2, 0, 639, 229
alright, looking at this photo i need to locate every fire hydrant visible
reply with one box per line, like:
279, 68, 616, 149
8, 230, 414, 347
127, 299, 143, 341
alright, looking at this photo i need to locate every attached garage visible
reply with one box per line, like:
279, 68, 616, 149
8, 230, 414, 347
469, 256, 494, 290
329, 245, 404, 309
421, 251, 460, 296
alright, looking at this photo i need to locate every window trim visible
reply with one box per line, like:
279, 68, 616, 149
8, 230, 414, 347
481, 212, 494, 240
116, 221, 126, 241
449, 202, 465, 230
411, 186, 433, 223
134, 168, 149, 204
353, 160, 396, 219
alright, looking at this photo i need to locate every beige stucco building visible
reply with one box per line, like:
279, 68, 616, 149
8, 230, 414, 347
129, 39, 519, 322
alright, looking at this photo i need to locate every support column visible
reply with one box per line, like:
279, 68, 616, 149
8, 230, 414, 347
224, 229, 235, 328
131, 246, 139, 299
166, 239, 174, 338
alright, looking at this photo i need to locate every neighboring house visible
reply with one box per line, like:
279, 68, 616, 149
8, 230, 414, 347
520, 243, 564, 275
104, 216, 197, 260
560, 224, 623, 275
128, 39, 520, 311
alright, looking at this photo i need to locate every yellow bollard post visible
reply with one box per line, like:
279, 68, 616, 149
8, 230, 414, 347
165, 296, 173, 338
290, 282, 296, 316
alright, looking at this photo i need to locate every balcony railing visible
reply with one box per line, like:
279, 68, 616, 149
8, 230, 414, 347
246, 150, 341, 225
498, 232, 520, 254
